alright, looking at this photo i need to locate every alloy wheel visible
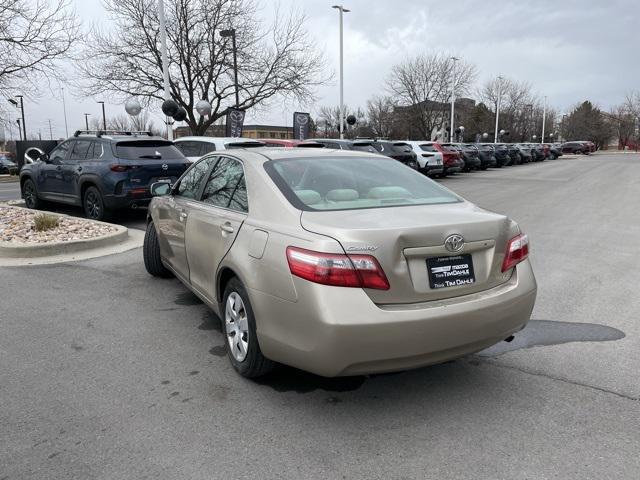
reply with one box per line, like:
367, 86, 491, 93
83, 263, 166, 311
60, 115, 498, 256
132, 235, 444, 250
24, 181, 36, 208
225, 292, 249, 362
85, 191, 100, 219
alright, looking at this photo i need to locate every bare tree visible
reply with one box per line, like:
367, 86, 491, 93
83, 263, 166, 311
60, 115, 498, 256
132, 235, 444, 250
315, 105, 369, 139
366, 95, 396, 138
386, 53, 477, 139
0, 0, 80, 96
76, 0, 327, 136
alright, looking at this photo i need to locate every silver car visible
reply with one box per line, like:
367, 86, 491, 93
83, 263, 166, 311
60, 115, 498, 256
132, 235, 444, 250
144, 148, 537, 378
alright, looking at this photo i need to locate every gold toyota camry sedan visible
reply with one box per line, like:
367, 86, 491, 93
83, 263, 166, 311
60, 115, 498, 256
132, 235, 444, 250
143, 148, 537, 378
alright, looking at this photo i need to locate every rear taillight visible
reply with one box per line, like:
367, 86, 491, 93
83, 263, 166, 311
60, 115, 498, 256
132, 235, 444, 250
110, 164, 139, 172
286, 246, 390, 290
501, 234, 529, 272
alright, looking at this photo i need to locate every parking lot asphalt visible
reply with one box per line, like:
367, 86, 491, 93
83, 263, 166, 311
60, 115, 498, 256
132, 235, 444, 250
1, 154, 639, 479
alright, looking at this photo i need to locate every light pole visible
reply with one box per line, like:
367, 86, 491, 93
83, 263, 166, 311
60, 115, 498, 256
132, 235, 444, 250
61, 87, 69, 137
16, 119, 22, 141
48, 119, 53, 140
84, 113, 91, 130
449, 56, 459, 142
157, 0, 173, 140
97, 101, 107, 130
220, 29, 240, 108
541, 95, 547, 143
494, 76, 503, 143
332, 5, 350, 139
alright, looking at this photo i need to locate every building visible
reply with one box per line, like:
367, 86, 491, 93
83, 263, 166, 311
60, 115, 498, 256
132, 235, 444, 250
174, 124, 294, 140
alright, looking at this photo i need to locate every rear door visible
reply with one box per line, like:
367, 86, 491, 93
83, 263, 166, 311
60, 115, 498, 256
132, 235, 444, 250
156, 156, 216, 279
185, 156, 248, 299
65, 140, 92, 199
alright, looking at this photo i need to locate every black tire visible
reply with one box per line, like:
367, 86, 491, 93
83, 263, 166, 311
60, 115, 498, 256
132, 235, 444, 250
143, 221, 173, 278
575, 150, 582, 155
223, 277, 274, 378
22, 178, 42, 210
83, 186, 110, 221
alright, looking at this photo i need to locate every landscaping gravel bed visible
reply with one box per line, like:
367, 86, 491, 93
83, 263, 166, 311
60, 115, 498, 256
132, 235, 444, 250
0, 206, 117, 244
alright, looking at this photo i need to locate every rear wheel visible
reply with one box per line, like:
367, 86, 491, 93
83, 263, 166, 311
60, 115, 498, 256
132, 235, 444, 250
575, 150, 583, 155
143, 221, 173, 278
223, 277, 274, 378
22, 178, 42, 209
83, 186, 109, 221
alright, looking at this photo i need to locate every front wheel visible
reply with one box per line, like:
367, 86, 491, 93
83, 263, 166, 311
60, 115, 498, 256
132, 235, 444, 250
143, 221, 173, 278
22, 178, 42, 209
223, 277, 274, 378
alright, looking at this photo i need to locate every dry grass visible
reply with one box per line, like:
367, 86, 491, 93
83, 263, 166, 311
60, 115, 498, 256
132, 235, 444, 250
33, 213, 60, 232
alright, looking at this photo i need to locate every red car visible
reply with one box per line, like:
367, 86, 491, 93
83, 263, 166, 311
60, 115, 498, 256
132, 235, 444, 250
430, 142, 464, 176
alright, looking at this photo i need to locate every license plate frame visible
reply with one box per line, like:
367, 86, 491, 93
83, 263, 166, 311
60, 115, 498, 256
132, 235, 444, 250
426, 254, 476, 289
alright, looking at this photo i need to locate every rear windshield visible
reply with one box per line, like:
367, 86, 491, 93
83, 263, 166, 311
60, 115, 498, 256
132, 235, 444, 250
115, 141, 184, 160
265, 156, 461, 211
419, 144, 437, 152
351, 143, 377, 153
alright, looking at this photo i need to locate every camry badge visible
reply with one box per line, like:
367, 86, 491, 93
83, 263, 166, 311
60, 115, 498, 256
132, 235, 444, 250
346, 245, 378, 252
444, 234, 464, 253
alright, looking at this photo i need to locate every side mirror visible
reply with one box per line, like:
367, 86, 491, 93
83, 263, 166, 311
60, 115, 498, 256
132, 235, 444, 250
151, 181, 172, 197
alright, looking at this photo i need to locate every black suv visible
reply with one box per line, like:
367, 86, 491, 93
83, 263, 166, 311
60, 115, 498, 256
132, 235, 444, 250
368, 140, 419, 170
20, 130, 189, 220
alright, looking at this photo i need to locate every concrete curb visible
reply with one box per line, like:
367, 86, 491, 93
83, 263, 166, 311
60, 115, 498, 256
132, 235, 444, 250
0, 207, 129, 259
0, 175, 19, 183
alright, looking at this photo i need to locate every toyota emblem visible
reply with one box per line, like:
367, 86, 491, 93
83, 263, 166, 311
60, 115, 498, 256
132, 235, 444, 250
161, 164, 168, 171
444, 234, 464, 253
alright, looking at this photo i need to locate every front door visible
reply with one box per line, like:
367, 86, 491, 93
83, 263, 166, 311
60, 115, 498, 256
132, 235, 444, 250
156, 155, 217, 280
185, 156, 248, 300
38, 140, 73, 197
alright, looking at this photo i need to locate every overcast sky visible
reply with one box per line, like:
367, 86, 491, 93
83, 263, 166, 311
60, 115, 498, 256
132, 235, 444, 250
5, 0, 638, 140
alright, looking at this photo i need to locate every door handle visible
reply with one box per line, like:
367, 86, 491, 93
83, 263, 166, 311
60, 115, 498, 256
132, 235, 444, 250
220, 222, 234, 234
77, 166, 83, 172
56, 165, 62, 171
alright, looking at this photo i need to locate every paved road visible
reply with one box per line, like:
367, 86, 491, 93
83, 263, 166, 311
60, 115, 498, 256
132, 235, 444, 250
1, 154, 639, 479
0, 180, 20, 202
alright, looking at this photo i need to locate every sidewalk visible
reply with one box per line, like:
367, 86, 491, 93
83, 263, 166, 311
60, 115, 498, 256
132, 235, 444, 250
0, 175, 19, 183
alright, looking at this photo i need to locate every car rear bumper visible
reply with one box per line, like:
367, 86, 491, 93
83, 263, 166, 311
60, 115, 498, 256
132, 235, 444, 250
252, 259, 537, 377
422, 165, 444, 176
104, 193, 152, 209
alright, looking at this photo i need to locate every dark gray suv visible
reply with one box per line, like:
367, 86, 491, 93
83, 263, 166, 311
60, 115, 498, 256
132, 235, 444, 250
20, 130, 189, 220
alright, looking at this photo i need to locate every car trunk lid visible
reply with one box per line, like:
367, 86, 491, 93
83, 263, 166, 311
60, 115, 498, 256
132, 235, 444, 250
300, 201, 515, 304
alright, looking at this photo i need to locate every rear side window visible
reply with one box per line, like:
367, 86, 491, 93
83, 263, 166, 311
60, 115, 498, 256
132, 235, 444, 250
70, 140, 92, 160
88, 142, 104, 159
266, 156, 461, 211
115, 140, 184, 160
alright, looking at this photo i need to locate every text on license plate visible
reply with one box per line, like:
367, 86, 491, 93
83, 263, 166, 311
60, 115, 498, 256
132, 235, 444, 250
426, 254, 475, 289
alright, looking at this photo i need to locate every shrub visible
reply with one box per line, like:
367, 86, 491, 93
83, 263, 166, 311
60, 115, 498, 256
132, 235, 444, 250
33, 213, 60, 232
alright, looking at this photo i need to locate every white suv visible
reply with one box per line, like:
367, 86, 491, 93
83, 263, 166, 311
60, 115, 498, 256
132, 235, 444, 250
404, 141, 444, 177
174, 136, 265, 162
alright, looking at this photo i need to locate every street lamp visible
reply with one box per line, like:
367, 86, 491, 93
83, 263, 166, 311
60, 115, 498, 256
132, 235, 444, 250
494, 76, 503, 143
541, 95, 547, 143
9, 96, 26, 140
97, 101, 107, 130
84, 113, 91, 130
332, 5, 350, 139
157, 0, 173, 140
449, 56, 459, 142
220, 29, 240, 109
